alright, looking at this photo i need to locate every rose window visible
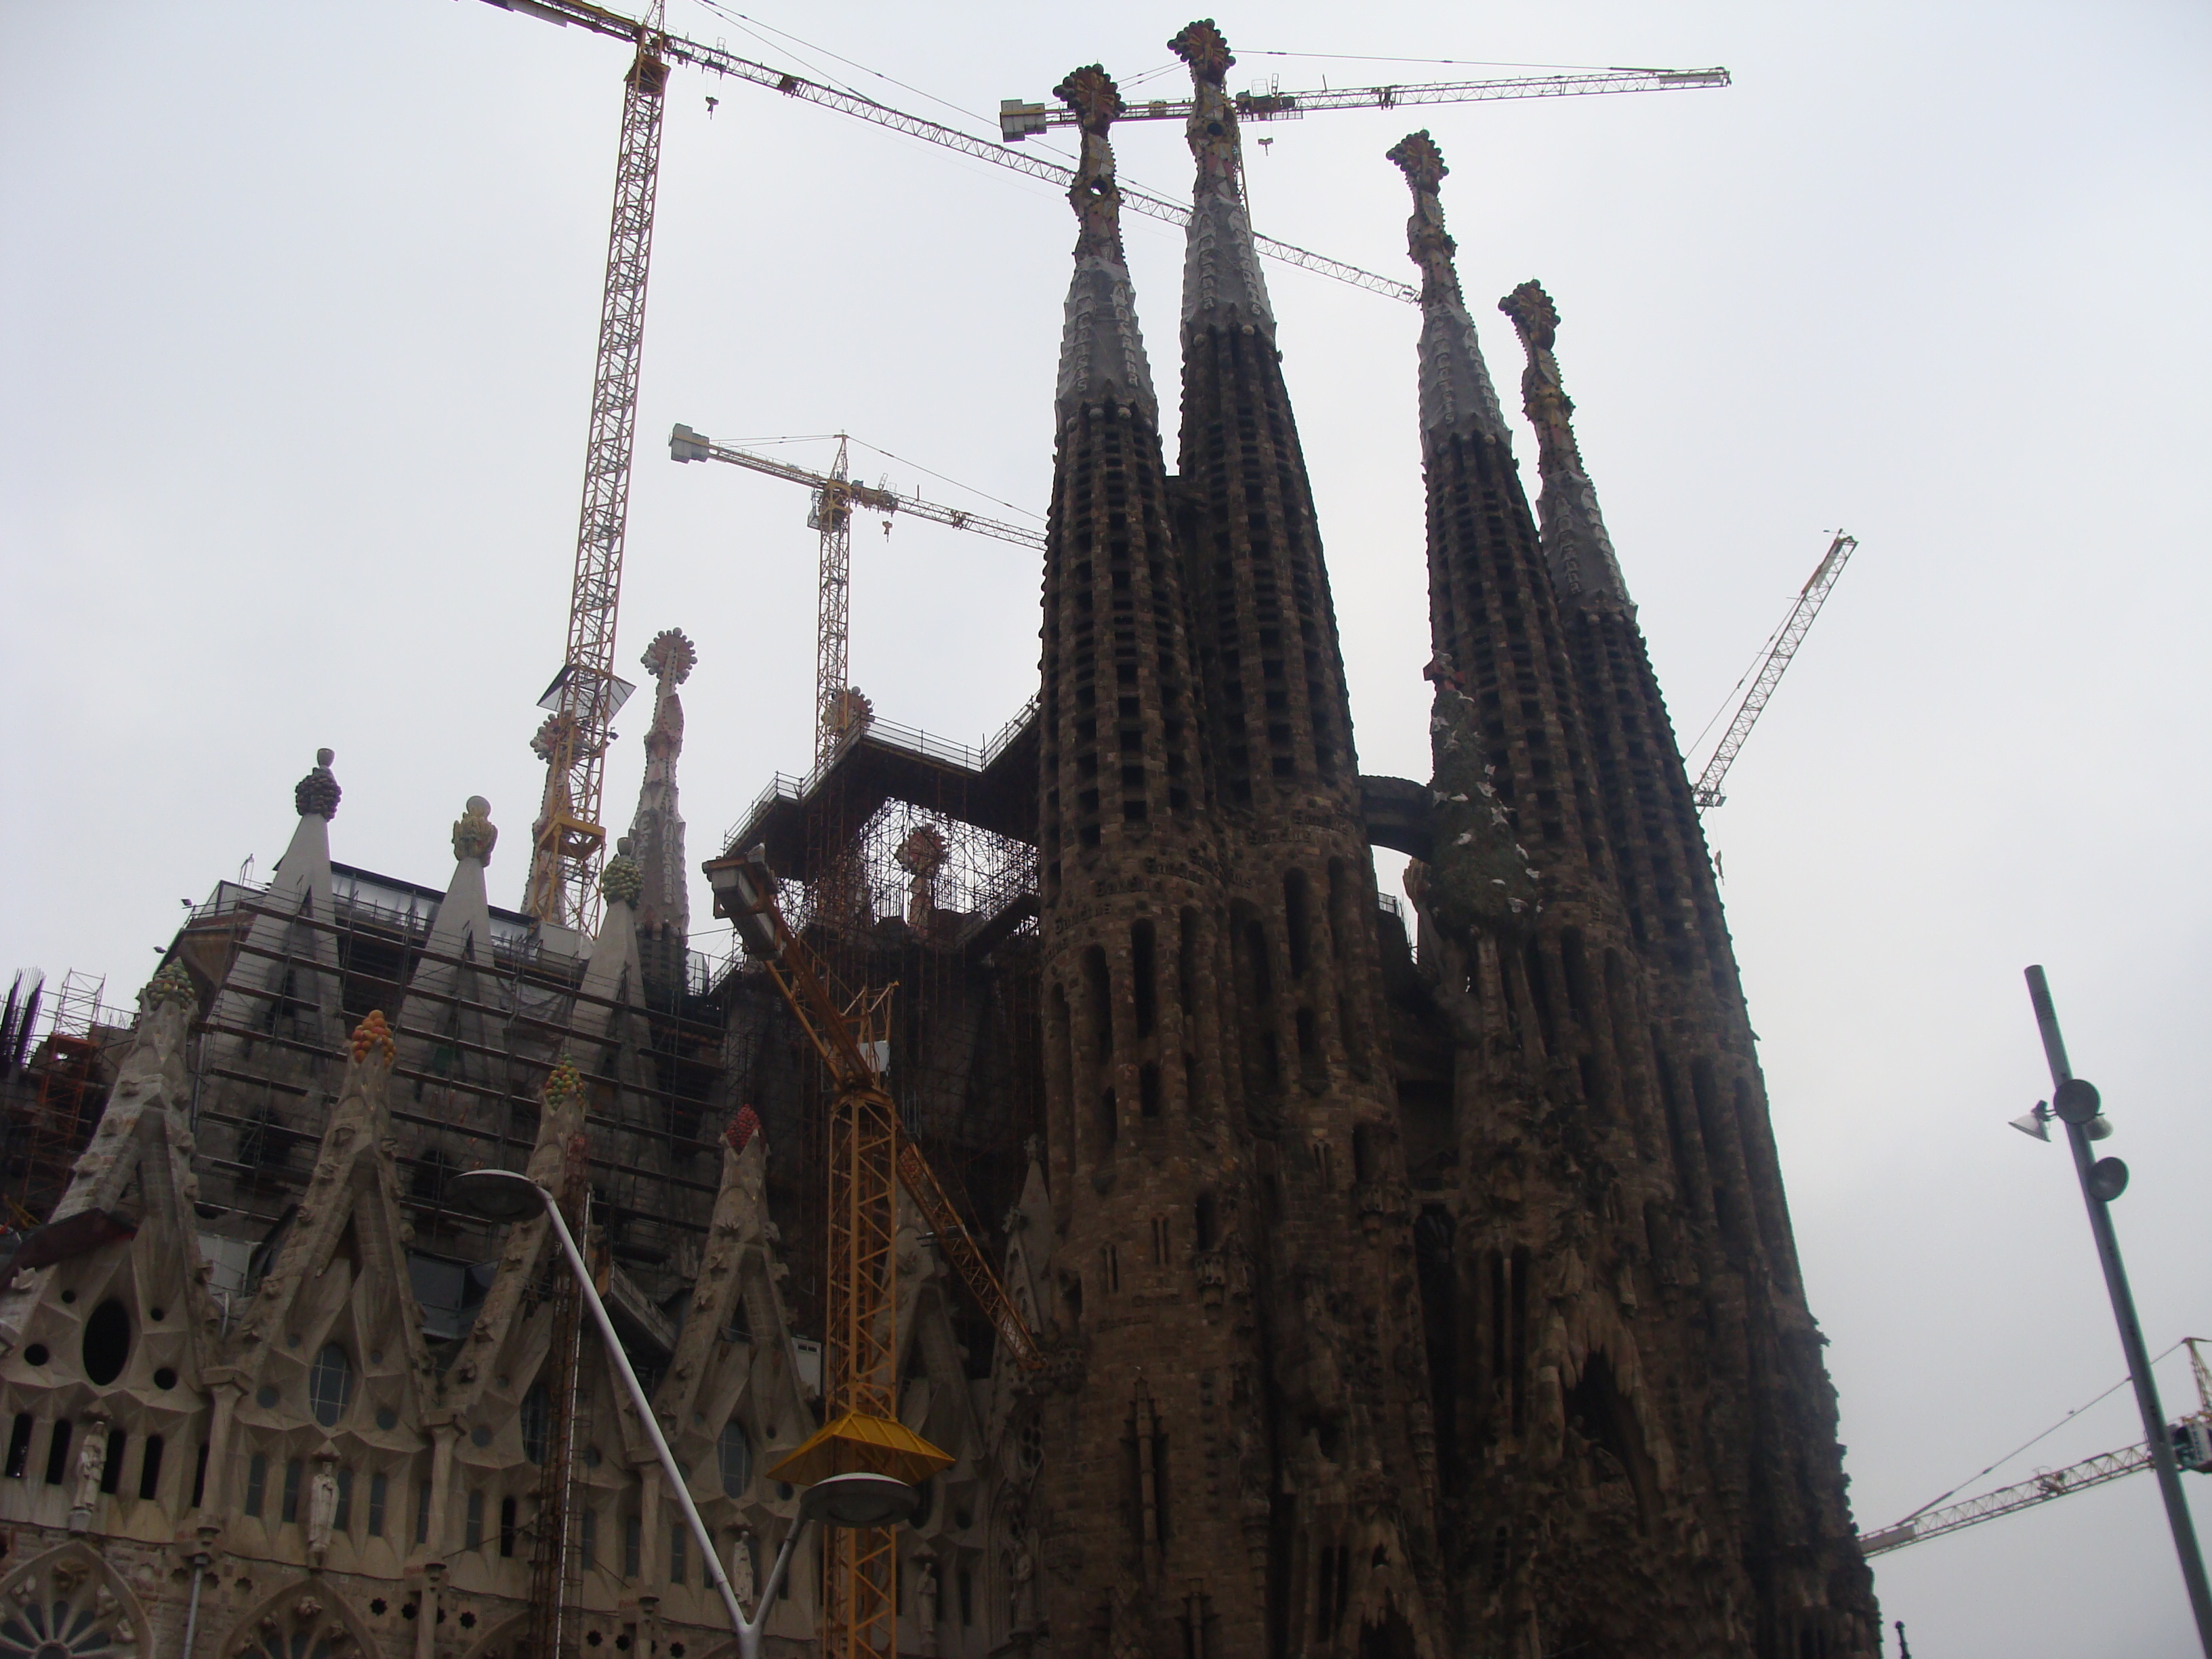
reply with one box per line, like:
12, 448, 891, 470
0, 1558, 138, 1659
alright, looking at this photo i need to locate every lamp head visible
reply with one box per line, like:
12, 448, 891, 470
2009, 1103, 2051, 1142
445, 1168, 550, 1222
799, 1471, 918, 1530
2052, 1076, 2101, 1125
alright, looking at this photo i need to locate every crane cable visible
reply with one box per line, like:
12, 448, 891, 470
1685, 598, 1796, 768
1891, 1339, 2187, 1528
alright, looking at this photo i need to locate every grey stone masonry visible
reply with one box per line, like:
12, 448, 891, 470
1033, 61, 1267, 1659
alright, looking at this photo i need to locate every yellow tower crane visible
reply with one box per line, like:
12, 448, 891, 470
703, 846, 1043, 1659
670, 425, 1044, 769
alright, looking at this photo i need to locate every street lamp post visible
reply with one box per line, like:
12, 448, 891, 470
2019, 966, 2212, 1657
446, 1167, 916, 1659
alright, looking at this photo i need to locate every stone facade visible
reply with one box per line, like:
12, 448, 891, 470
0, 27, 1875, 1659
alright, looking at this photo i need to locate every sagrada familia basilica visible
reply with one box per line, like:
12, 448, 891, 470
0, 22, 1877, 1659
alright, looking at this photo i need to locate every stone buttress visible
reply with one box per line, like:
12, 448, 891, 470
1032, 62, 1263, 1659
1166, 24, 1444, 1658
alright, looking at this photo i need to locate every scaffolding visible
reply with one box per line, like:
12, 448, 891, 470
523, 1143, 593, 1659
181, 874, 727, 1275
2, 970, 114, 1225
716, 701, 1044, 1380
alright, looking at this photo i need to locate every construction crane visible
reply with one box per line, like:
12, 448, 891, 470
670, 424, 1044, 768
483, 0, 1731, 922
998, 64, 1731, 137
484, 0, 1729, 302
520, 2, 665, 931
1860, 1338, 2212, 1558
1691, 531, 1858, 813
702, 844, 1042, 1659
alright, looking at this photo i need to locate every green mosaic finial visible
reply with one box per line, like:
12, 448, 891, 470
598, 838, 643, 906
143, 962, 197, 1011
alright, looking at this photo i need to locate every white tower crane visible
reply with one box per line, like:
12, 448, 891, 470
1861, 1338, 2212, 1557
670, 425, 1042, 767
480, 0, 1734, 922
1692, 531, 1858, 813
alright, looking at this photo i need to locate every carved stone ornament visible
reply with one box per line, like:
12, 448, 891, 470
640, 628, 697, 686
541, 1056, 586, 1113
0, 1550, 142, 1659
1498, 279, 1561, 352
1053, 64, 1124, 135
1168, 18, 1233, 84
451, 796, 497, 864
293, 749, 341, 821
1385, 128, 1447, 195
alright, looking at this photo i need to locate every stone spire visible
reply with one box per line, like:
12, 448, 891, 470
1385, 135, 1879, 1659
1500, 281, 1632, 610
395, 796, 500, 1135
1389, 134, 1607, 878
1145, 34, 1446, 1644
1170, 19, 1273, 331
1033, 54, 1256, 1659
628, 627, 696, 994
1387, 129, 1507, 446
1052, 66, 1155, 431
209, 747, 345, 1062
1172, 18, 1363, 811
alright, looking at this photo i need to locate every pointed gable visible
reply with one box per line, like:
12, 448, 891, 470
653, 1113, 816, 1541
0, 967, 220, 1360
209, 750, 344, 1061
230, 1010, 436, 1435
395, 796, 501, 1088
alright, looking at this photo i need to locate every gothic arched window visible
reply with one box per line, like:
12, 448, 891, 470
308, 1343, 354, 1427
717, 1420, 751, 1498
521, 1384, 550, 1465
82, 1300, 131, 1386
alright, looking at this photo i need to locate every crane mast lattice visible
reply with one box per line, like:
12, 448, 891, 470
524, 12, 667, 930
485, 0, 1727, 306
1692, 531, 1857, 813
705, 846, 1043, 1659
672, 424, 1044, 767
1860, 1338, 2212, 1557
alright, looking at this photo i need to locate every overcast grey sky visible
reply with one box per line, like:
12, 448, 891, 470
5, 2, 2209, 1651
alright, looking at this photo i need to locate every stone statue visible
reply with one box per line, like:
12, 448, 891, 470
68, 1417, 110, 1531
451, 796, 497, 864
728, 1528, 757, 1612
307, 1455, 340, 1563
914, 1553, 940, 1656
